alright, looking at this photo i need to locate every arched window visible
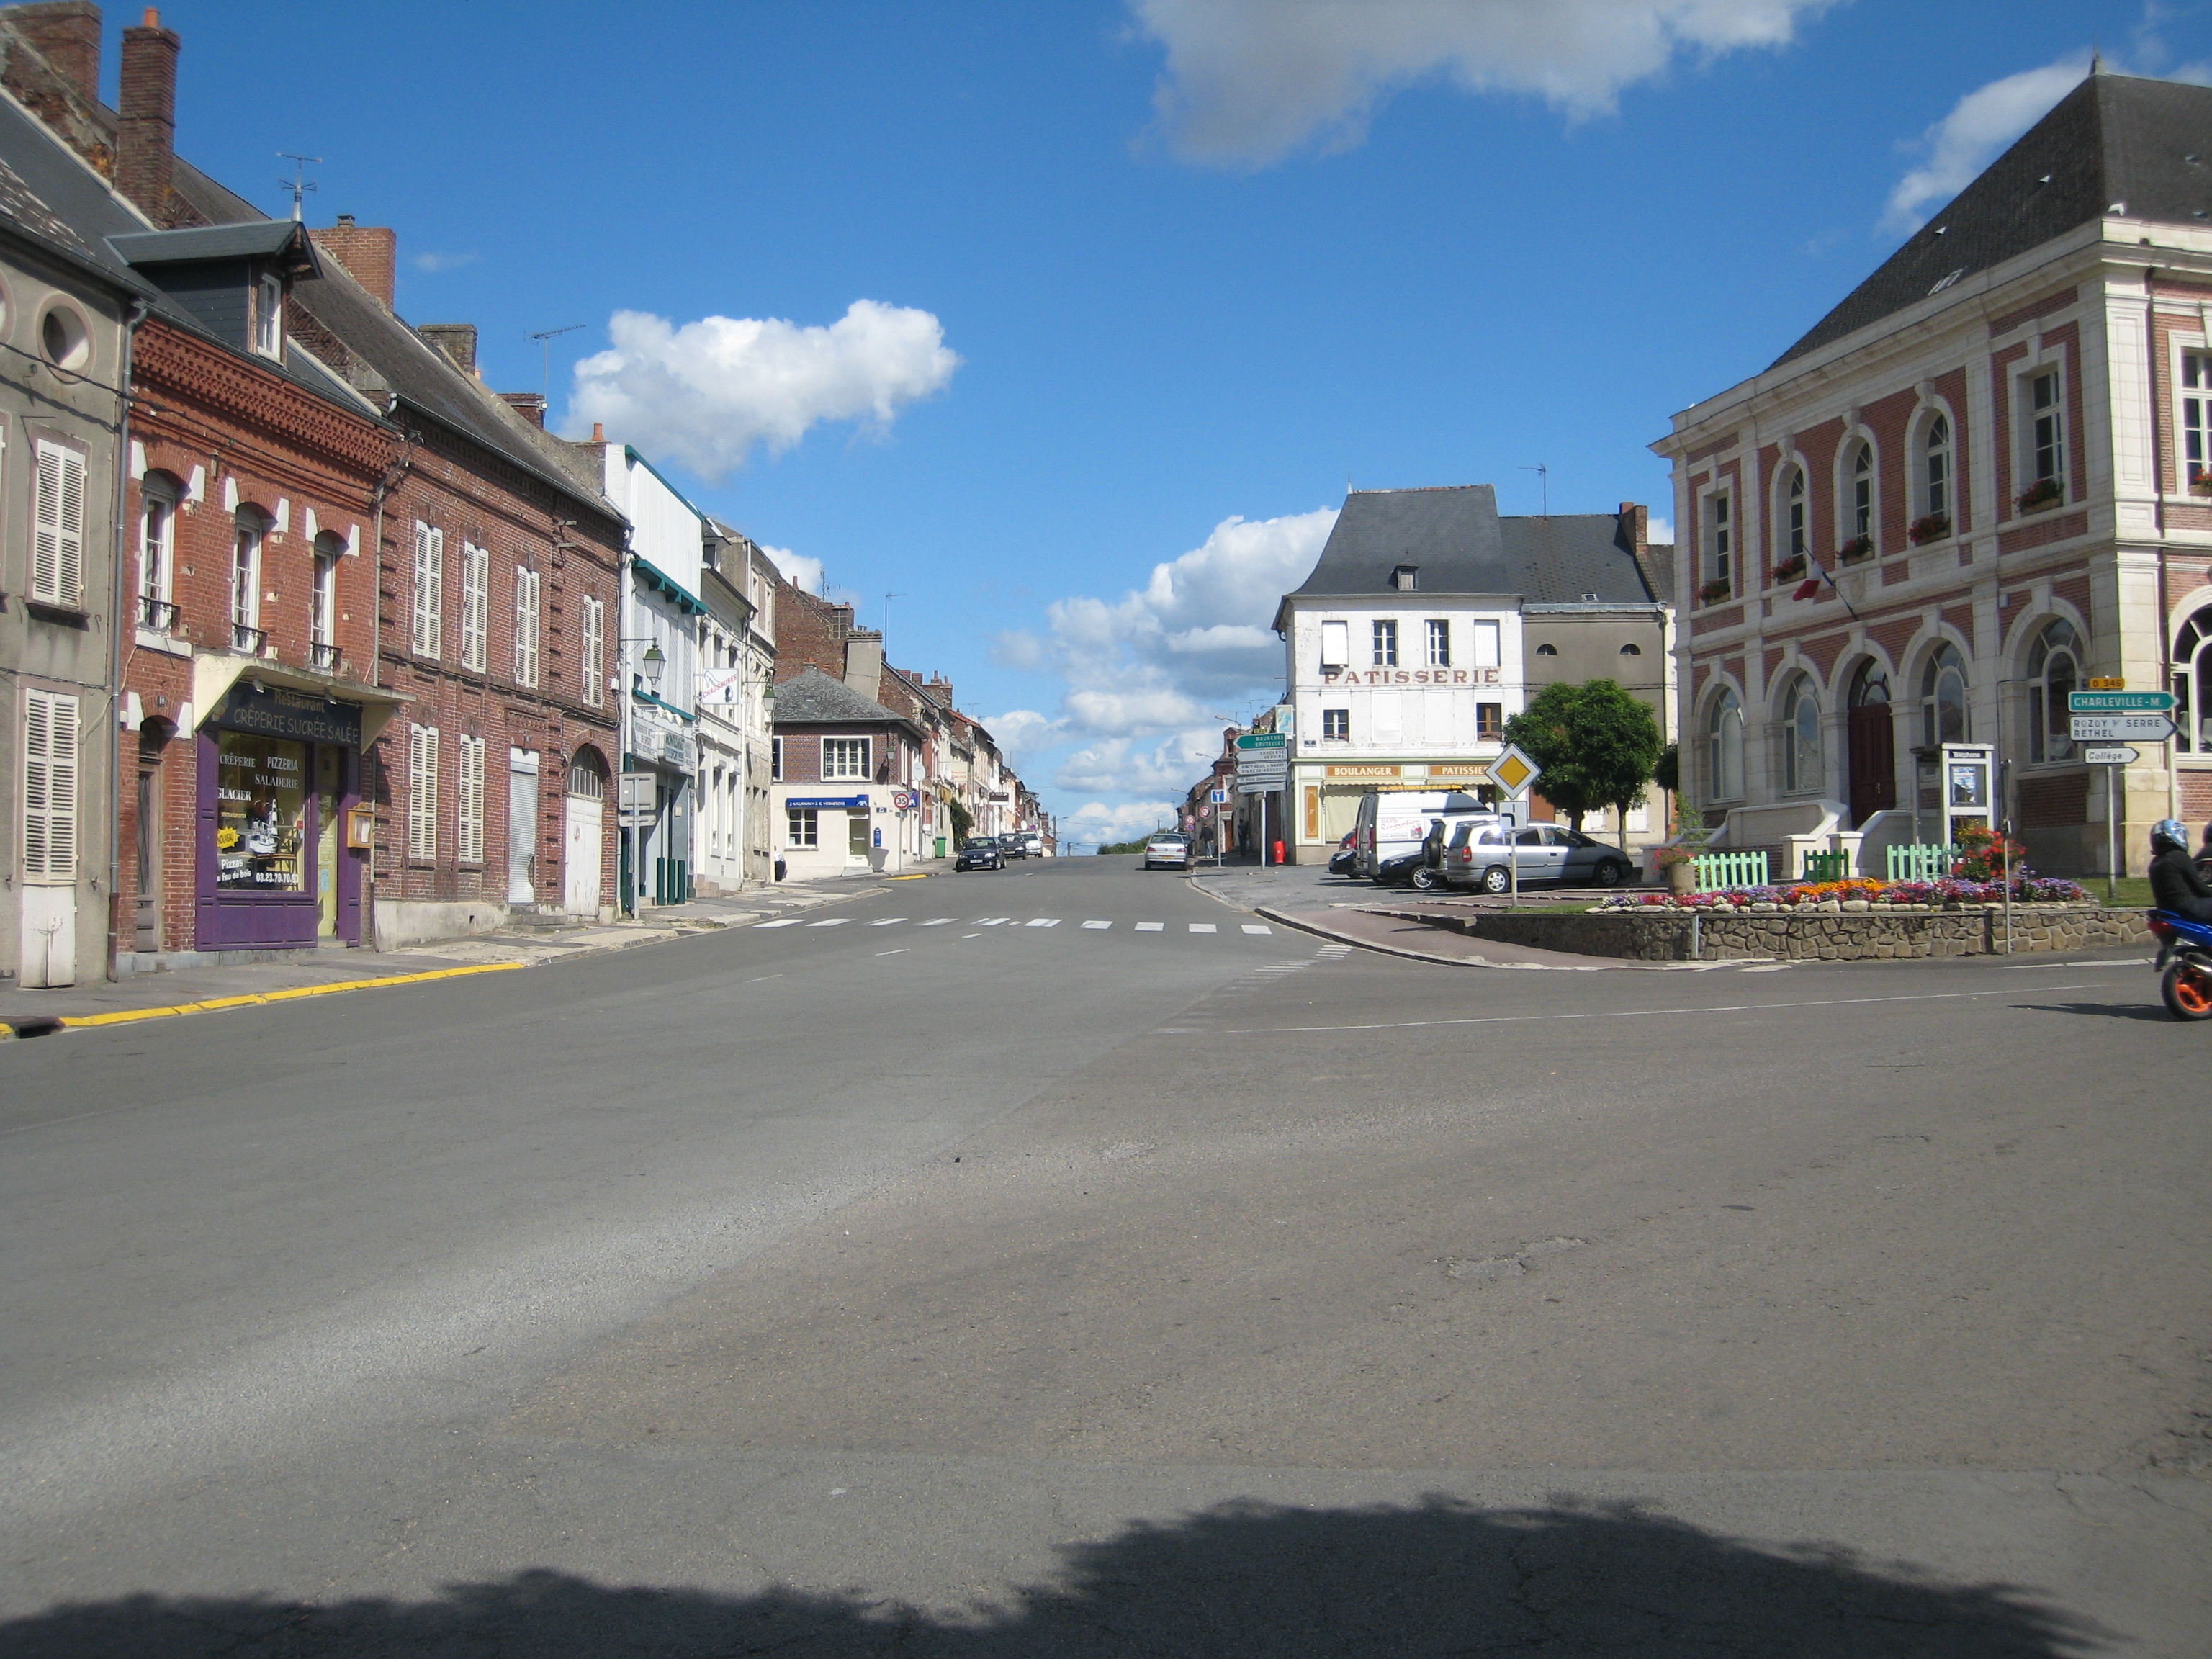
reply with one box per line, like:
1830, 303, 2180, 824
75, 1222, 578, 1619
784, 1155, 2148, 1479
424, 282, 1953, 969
231, 506, 270, 652
1779, 463, 1807, 567
1920, 641, 1969, 747
1619, 642, 1641, 656
1921, 413, 1951, 522
1849, 658, 1891, 709
1534, 642, 1558, 656
565, 746, 609, 798
1781, 675, 1822, 794
2026, 619, 2079, 764
1708, 687, 1745, 801
1847, 439, 1875, 544
2172, 606, 2212, 754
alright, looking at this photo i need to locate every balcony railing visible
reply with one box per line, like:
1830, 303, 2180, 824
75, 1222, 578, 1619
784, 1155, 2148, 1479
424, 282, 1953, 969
232, 623, 267, 654
309, 640, 342, 673
138, 595, 179, 631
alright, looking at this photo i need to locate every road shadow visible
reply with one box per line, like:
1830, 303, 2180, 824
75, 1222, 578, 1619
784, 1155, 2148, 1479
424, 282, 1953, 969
3, 1493, 2101, 1657
2018, 999, 2174, 1022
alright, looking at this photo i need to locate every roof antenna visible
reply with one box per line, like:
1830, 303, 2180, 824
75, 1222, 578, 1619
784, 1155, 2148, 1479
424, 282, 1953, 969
277, 153, 321, 222
1519, 462, 1549, 518
529, 323, 585, 400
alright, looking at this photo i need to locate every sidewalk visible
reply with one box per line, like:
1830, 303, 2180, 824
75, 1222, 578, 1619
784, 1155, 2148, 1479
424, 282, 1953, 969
1257, 904, 1624, 971
0, 875, 904, 1037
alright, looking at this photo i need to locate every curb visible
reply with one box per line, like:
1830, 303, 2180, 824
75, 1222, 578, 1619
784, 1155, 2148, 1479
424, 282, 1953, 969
1253, 905, 1761, 972
1, 961, 527, 1040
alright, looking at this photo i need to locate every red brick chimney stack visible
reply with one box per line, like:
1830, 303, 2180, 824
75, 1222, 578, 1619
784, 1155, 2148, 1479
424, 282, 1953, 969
1619, 500, 1649, 557
499, 392, 548, 428
6, 1, 99, 104
115, 8, 180, 222
310, 214, 397, 310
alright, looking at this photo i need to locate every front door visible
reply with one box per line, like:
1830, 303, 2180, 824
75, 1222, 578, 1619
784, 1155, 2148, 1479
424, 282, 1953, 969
135, 733, 164, 952
1848, 705, 1897, 827
508, 749, 539, 905
848, 806, 870, 864
565, 792, 602, 916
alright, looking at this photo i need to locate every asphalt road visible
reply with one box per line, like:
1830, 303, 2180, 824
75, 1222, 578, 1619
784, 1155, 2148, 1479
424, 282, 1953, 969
3, 855, 2207, 1655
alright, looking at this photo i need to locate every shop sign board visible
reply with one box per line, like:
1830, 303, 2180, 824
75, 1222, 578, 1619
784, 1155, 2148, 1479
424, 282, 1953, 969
2069, 715, 2175, 742
215, 680, 362, 748
2067, 691, 2175, 712
1235, 732, 1287, 750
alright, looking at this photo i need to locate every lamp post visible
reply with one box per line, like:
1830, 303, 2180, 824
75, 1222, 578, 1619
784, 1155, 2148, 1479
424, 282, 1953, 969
617, 636, 670, 916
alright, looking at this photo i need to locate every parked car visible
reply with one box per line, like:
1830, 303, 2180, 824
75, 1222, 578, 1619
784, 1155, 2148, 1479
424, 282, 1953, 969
1327, 831, 1357, 877
1376, 811, 1506, 891
1002, 835, 1028, 860
956, 836, 1004, 871
1018, 833, 1045, 857
1144, 832, 1197, 871
1442, 822, 1635, 893
1375, 848, 1444, 891
1351, 790, 1485, 879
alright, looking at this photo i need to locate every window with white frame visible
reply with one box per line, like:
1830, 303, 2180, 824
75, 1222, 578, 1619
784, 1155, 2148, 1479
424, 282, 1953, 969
138, 472, 178, 626
310, 532, 342, 660
1920, 642, 1969, 747
580, 594, 605, 705
2174, 605, 2212, 753
412, 523, 444, 657
1779, 464, 1807, 566
408, 724, 439, 860
2027, 619, 2079, 764
459, 541, 488, 670
1922, 413, 1951, 521
1781, 675, 1822, 794
1707, 688, 1744, 801
787, 805, 819, 847
1319, 619, 1349, 668
1425, 619, 1451, 667
1846, 440, 1874, 544
822, 737, 870, 780
457, 735, 485, 864
230, 508, 265, 650
21, 686, 78, 883
2027, 367, 2064, 488
1321, 707, 1349, 740
1371, 619, 1398, 667
514, 566, 541, 688
30, 439, 86, 606
253, 271, 282, 358
2181, 351, 2211, 492
1705, 490, 1732, 593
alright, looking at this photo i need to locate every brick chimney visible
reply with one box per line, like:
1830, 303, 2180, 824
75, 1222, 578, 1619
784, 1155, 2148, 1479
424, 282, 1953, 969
310, 215, 396, 310
499, 391, 547, 428
115, 8, 180, 222
1619, 500, 1648, 557
417, 323, 477, 374
6, 1, 99, 102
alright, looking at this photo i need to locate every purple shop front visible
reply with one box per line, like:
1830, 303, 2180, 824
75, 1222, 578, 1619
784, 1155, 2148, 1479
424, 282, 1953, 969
196, 683, 365, 950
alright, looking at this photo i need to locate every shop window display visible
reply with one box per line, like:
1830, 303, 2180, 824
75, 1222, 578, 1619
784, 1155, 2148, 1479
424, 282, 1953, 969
216, 732, 308, 891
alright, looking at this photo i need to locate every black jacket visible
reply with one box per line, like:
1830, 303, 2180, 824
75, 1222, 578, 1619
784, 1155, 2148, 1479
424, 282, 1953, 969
2149, 846, 2212, 920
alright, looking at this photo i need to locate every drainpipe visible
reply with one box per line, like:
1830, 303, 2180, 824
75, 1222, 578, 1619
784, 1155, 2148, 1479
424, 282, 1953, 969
363, 427, 417, 949
104, 297, 152, 981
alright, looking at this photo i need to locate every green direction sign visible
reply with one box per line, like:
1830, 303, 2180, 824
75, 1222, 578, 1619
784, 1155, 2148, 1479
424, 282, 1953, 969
1235, 732, 1288, 749
2068, 691, 2176, 713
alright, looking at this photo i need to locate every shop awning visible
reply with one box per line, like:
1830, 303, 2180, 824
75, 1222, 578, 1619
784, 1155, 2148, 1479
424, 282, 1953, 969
192, 652, 410, 750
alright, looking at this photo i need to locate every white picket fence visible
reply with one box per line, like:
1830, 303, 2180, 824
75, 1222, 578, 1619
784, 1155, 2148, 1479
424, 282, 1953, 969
1884, 843, 1955, 882
1692, 850, 1769, 891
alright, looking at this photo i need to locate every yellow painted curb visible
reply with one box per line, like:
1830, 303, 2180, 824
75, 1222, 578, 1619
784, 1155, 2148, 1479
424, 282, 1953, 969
889, 873, 930, 880
35, 961, 527, 1032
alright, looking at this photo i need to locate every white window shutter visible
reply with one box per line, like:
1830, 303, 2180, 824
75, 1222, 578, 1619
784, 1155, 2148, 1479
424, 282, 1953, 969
22, 688, 78, 881
461, 544, 487, 670
32, 442, 86, 605
459, 737, 485, 863
409, 724, 440, 860
413, 526, 433, 655
515, 568, 540, 688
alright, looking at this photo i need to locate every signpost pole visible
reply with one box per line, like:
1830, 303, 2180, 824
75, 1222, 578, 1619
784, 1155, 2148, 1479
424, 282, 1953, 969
2108, 761, 2118, 904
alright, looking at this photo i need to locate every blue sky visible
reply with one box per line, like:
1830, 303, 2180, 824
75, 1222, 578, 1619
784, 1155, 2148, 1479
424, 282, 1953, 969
129, 0, 2204, 845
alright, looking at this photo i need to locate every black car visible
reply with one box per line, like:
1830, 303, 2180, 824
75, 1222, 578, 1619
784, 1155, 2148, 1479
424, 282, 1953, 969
1375, 848, 1446, 891
1002, 835, 1028, 860
1327, 831, 1357, 877
956, 836, 1004, 871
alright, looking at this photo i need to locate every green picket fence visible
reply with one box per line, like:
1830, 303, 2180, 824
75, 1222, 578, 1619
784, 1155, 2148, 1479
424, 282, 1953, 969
1885, 843, 1955, 882
1692, 850, 1769, 891
1799, 849, 1851, 881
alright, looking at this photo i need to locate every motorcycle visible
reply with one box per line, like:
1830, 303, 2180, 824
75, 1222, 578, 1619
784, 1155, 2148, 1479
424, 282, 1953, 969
2146, 909, 2212, 1020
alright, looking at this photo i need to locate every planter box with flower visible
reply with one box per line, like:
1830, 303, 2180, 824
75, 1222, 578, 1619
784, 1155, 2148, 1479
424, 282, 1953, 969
1770, 554, 1807, 585
1835, 534, 1876, 565
1697, 577, 1734, 606
2018, 476, 2064, 513
2189, 466, 2212, 498
1907, 513, 1951, 545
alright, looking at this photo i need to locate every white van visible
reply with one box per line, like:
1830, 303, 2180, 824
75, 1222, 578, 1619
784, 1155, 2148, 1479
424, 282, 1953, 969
1352, 789, 1491, 879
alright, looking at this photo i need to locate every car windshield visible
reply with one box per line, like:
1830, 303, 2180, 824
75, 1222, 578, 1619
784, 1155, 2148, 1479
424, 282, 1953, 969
968, 837, 997, 848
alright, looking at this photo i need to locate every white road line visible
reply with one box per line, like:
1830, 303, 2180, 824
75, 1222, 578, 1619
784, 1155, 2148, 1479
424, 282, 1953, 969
976, 918, 1009, 927
1209, 982, 2108, 1035
1135, 922, 1164, 932
1241, 924, 1272, 935
752, 919, 801, 929
806, 918, 851, 927
1082, 920, 1112, 930
1993, 957, 2149, 970
1025, 917, 1060, 927
875, 948, 907, 956
1189, 922, 1217, 934
962, 933, 981, 939
917, 919, 956, 927
868, 918, 907, 927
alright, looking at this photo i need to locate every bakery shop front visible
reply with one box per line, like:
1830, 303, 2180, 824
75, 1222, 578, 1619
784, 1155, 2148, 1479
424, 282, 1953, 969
194, 673, 402, 951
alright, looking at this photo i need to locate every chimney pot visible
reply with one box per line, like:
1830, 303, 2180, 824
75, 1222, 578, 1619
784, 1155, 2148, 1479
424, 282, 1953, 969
335, 213, 356, 228
143, 7, 159, 24
591, 422, 605, 443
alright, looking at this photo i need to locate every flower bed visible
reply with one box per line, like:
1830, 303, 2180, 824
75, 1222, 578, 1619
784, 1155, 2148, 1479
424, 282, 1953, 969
1596, 874, 2089, 912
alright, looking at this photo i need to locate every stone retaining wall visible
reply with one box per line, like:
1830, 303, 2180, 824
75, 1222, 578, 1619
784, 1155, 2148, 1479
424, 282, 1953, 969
1382, 904, 2149, 963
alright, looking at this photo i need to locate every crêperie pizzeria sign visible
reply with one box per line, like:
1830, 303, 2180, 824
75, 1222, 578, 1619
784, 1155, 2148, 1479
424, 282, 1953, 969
216, 680, 361, 747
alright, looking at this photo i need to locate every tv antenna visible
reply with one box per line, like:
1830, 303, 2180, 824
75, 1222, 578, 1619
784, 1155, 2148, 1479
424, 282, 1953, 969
882, 591, 906, 639
1519, 462, 1549, 518
529, 323, 585, 400
277, 153, 321, 222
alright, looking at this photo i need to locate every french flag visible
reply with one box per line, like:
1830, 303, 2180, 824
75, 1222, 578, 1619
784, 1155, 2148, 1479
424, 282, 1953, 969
1792, 564, 1827, 602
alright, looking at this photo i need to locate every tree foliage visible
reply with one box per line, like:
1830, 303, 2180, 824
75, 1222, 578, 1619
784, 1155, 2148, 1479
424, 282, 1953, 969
1503, 680, 1665, 838
1653, 742, 1679, 798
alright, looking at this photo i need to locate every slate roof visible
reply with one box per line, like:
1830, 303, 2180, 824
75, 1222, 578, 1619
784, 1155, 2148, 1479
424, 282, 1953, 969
1276, 487, 1665, 627
771, 667, 918, 732
1776, 71, 2212, 368
110, 219, 311, 269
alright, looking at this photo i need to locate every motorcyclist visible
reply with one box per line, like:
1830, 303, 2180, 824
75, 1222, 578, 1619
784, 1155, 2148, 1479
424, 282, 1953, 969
2147, 819, 2212, 923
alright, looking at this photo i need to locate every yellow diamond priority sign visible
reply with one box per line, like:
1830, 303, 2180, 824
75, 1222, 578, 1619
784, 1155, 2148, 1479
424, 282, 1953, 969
1486, 744, 1541, 798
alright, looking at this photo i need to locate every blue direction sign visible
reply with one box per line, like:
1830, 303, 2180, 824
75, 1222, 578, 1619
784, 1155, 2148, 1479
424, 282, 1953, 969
2069, 691, 2177, 713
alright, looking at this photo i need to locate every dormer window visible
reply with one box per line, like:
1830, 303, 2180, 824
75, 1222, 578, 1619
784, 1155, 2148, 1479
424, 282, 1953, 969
253, 271, 282, 358
1391, 565, 1417, 592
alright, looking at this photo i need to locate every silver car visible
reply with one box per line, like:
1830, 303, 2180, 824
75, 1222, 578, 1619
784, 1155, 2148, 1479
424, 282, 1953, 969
1443, 822, 1635, 894
1143, 832, 1197, 871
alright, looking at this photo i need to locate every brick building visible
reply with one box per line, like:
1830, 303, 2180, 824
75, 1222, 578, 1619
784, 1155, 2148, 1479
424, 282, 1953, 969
1656, 70, 2212, 878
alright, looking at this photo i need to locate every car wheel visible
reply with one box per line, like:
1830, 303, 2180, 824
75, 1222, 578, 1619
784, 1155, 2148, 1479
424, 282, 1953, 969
1480, 865, 1511, 895
1593, 859, 1625, 887
1410, 865, 1441, 891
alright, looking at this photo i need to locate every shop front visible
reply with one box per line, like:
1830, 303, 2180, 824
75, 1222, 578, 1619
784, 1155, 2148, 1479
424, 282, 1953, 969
195, 680, 381, 950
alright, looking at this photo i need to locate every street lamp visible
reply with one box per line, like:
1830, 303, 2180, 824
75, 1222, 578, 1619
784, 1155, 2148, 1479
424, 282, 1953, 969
640, 642, 665, 691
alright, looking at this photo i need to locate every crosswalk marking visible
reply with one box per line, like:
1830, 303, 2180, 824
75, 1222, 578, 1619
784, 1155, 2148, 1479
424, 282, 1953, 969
1082, 920, 1112, 929
868, 918, 907, 927
1025, 917, 1060, 927
753, 918, 801, 929
1136, 922, 1164, 932
1189, 922, 1216, 934
1241, 924, 1272, 935
918, 918, 956, 927
806, 917, 851, 927
976, 918, 1009, 926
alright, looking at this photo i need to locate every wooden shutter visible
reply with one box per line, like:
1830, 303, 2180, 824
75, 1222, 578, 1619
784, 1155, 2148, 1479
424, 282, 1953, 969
22, 688, 79, 881
409, 724, 439, 860
516, 569, 541, 688
32, 442, 86, 605
461, 543, 487, 670
581, 596, 603, 704
413, 525, 444, 657
459, 737, 485, 863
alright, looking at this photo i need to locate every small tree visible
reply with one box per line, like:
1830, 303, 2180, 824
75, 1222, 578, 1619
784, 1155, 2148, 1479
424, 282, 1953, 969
1503, 680, 1665, 847
948, 799, 973, 848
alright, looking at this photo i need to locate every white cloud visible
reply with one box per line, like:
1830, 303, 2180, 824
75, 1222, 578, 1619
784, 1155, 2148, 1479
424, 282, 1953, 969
1053, 728, 1224, 795
410, 251, 480, 273
1060, 799, 1184, 848
1881, 54, 2090, 233
565, 300, 961, 482
760, 543, 824, 595
979, 708, 1064, 763
1130, 0, 1835, 167
1647, 516, 1674, 546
